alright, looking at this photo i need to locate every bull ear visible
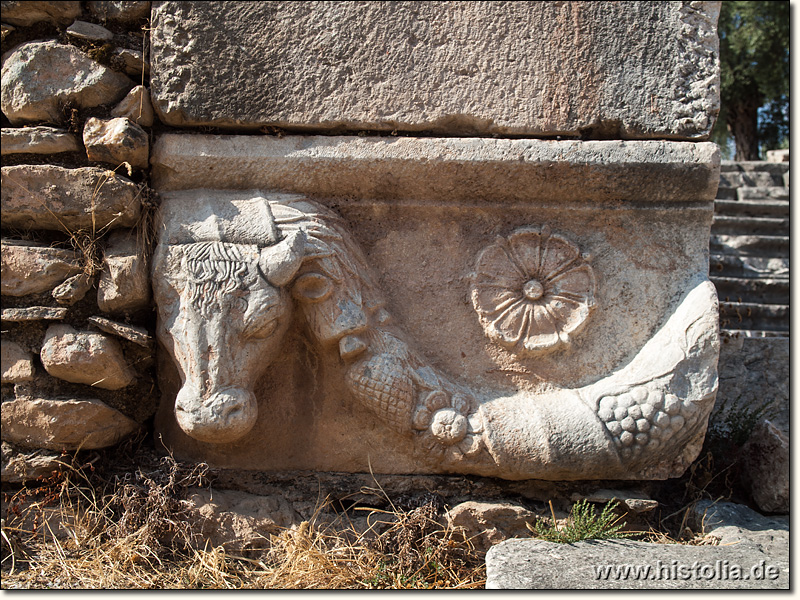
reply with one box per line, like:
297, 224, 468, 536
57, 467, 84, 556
259, 229, 307, 287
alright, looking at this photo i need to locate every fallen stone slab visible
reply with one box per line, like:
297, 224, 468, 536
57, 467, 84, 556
52, 272, 94, 306
446, 501, 537, 552
485, 538, 788, 589
111, 85, 155, 127
88, 0, 151, 22
1, 340, 34, 384
84, 117, 149, 169
1, 41, 133, 126
66, 20, 114, 43
1, 307, 68, 322
97, 230, 150, 314
150, 2, 719, 139
1, 240, 82, 296
1, 442, 62, 484
692, 500, 789, 559
0, 1, 81, 26
40, 324, 136, 390
1, 165, 141, 232
87, 315, 152, 347
0, 397, 139, 451
1, 127, 80, 155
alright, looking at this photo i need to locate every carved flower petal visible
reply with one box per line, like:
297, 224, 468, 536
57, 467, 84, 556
521, 304, 560, 352
473, 243, 526, 289
508, 229, 543, 277
487, 301, 530, 345
450, 393, 472, 415
423, 390, 449, 411
546, 298, 592, 338
548, 264, 595, 301
412, 407, 432, 430
471, 285, 522, 317
467, 412, 484, 434
540, 235, 581, 281
458, 434, 483, 457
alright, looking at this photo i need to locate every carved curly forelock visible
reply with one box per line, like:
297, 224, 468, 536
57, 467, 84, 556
184, 242, 251, 316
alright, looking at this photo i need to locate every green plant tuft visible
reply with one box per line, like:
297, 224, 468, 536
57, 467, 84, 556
528, 500, 632, 544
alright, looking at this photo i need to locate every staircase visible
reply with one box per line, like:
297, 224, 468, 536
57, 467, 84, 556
711, 160, 790, 337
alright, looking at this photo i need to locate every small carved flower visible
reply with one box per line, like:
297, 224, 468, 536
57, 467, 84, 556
471, 227, 596, 355
412, 390, 484, 461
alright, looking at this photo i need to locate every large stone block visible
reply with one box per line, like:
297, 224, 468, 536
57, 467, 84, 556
150, 135, 720, 479
1, 240, 82, 296
150, 1, 720, 138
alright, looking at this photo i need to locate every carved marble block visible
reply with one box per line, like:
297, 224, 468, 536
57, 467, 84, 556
152, 136, 720, 480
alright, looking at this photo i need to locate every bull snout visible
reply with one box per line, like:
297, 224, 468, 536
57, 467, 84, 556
175, 385, 258, 443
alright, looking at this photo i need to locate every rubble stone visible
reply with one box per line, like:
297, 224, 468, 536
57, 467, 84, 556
52, 272, 94, 306
88, 1, 151, 22
97, 230, 150, 314
446, 501, 536, 551
1, 240, 81, 297
1, 340, 34, 383
113, 48, 150, 78
1, 165, 141, 231
111, 85, 155, 126
739, 419, 789, 513
0, 41, 133, 125
66, 20, 114, 42
574, 489, 659, 513
83, 117, 149, 169
40, 324, 136, 390
0, 1, 81, 26
1, 127, 80, 155
87, 316, 152, 347
1, 307, 68, 322
1, 442, 62, 484
1, 397, 139, 451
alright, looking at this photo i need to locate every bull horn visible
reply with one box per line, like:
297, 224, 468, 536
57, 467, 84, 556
259, 229, 307, 287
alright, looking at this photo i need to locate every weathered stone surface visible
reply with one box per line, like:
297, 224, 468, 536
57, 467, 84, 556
1, 240, 81, 296
739, 420, 789, 513
88, 1, 151, 22
486, 538, 788, 589
66, 20, 113, 42
113, 48, 150, 78
150, 2, 719, 138
111, 85, 154, 127
0, 397, 138, 450
185, 488, 300, 551
152, 135, 721, 203
88, 316, 152, 347
0, 1, 81, 26
1, 306, 68, 322
52, 272, 94, 305
446, 501, 536, 551
1, 442, 62, 483
84, 117, 149, 169
0, 41, 133, 126
573, 489, 658, 514
692, 500, 789, 557
1, 127, 80, 155
1, 165, 141, 231
97, 230, 150, 314
1, 340, 34, 383
40, 324, 136, 390
766, 149, 789, 163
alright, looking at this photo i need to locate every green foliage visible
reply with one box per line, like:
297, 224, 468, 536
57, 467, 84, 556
528, 500, 632, 544
711, 1, 789, 159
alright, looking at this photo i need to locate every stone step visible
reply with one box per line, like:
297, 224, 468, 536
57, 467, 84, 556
720, 160, 790, 176
715, 186, 737, 200
710, 234, 789, 257
714, 199, 789, 218
722, 329, 790, 339
719, 301, 789, 333
711, 276, 789, 305
710, 254, 790, 279
737, 186, 789, 201
719, 171, 784, 188
711, 215, 789, 237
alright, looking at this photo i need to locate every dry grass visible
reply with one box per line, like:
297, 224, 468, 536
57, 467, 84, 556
1, 443, 485, 589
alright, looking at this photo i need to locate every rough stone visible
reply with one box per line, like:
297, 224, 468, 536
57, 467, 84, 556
185, 487, 300, 551
88, 1, 151, 22
87, 316, 152, 347
739, 420, 789, 513
0, 1, 81, 26
1, 340, 34, 384
1, 306, 68, 322
1, 240, 81, 296
445, 501, 536, 551
40, 324, 136, 390
1, 165, 141, 231
0, 397, 139, 451
766, 149, 789, 163
1, 24, 15, 41
111, 85, 155, 127
152, 135, 721, 203
1, 127, 80, 155
1, 442, 62, 484
692, 500, 789, 558
97, 230, 150, 314
52, 272, 94, 306
83, 117, 149, 169
0, 41, 133, 126
485, 538, 788, 589
113, 48, 150, 78
150, 2, 719, 138
66, 20, 114, 43
573, 489, 658, 514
